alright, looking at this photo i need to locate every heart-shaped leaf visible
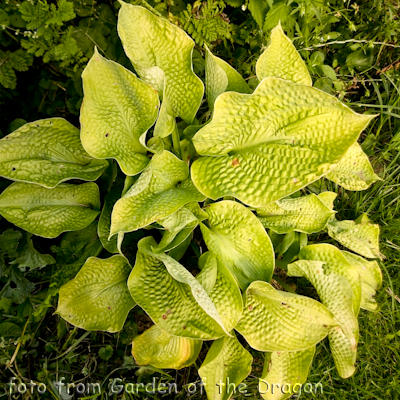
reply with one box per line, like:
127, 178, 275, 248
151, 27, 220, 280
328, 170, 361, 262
56, 255, 135, 332
0, 118, 108, 188
110, 151, 205, 236
256, 23, 312, 85
127, 237, 228, 339
132, 324, 202, 369
326, 143, 381, 190
117, 2, 204, 137
0, 182, 100, 238
235, 281, 337, 351
80, 49, 159, 175
191, 77, 375, 207
256, 193, 335, 234
205, 45, 251, 111
259, 347, 316, 400
199, 333, 252, 400
200, 200, 274, 290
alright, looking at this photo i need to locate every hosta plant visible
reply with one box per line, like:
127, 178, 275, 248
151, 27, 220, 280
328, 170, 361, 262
0, 3, 384, 399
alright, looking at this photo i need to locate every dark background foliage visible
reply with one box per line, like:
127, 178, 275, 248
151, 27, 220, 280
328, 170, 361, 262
0, 0, 400, 398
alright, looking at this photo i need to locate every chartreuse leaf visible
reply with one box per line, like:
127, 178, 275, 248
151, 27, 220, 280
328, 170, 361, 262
200, 200, 274, 290
197, 252, 243, 332
117, 2, 204, 137
0, 182, 100, 238
327, 216, 381, 259
198, 333, 252, 400
132, 325, 202, 369
98, 189, 120, 254
235, 281, 337, 351
127, 237, 227, 339
318, 191, 337, 210
288, 244, 362, 378
191, 77, 375, 207
259, 346, 316, 400
342, 251, 382, 311
326, 143, 381, 190
205, 45, 251, 110
110, 151, 205, 236
0, 118, 108, 188
80, 49, 159, 175
256, 23, 312, 86
153, 202, 208, 253
56, 255, 135, 333
256, 193, 335, 234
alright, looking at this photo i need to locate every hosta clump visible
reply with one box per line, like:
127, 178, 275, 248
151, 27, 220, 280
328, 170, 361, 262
0, 3, 384, 399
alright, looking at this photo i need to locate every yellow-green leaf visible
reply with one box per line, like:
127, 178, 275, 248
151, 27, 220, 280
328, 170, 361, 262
256, 23, 312, 85
80, 49, 159, 175
235, 281, 337, 351
117, 2, 204, 136
326, 143, 381, 190
259, 347, 316, 400
132, 325, 202, 369
0, 118, 108, 188
191, 77, 375, 207
110, 151, 205, 236
0, 182, 100, 238
256, 193, 335, 234
205, 45, 251, 111
56, 255, 135, 332
199, 333, 252, 400
127, 237, 227, 339
200, 200, 274, 290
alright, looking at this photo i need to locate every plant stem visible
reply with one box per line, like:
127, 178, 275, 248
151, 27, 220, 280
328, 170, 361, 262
172, 123, 182, 159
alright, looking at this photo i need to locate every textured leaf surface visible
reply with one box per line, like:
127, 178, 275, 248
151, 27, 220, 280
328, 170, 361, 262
288, 244, 362, 378
343, 251, 382, 311
80, 49, 159, 175
326, 143, 380, 190
0, 182, 100, 238
235, 281, 336, 351
205, 45, 251, 110
200, 200, 274, 290
327, 218, 381, 259
199, 334, 252, 400
196, 253, 243, 332
118, 2, 203, 135
111, 151, 205, 235
259, 347, 316, 400
132, 325, 201, 369
192, 77, 374, 207
127, 237, 227, 339
56, 255, 135, 332
256, 193, 334, 234
256, 23, 312, 85
0, 118, 108, 188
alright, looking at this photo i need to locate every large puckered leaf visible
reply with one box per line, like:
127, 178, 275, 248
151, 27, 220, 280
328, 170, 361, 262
198, 333, 252, 400
235, 281, 336, 352
117, 2, 204, 136
0, 118, 108, 188
110, 151, 205, 236
56, 255, 135, 332
127, 237, 227, 340
132, 325, 202, 369
259, 347, 316, 400
0, 182, 100, 238
256, 23, 312, 86
326, 143, 381, 190
256, 193, 335, 234
327, 216, 381, 259
191, 77, 375, 207
196, 252, 243, 332
200, 200, 274, 290
80, 49, 159, 176
205, 45, 251, 111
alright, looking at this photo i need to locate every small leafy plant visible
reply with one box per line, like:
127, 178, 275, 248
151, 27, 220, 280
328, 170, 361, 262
0, 3, 384, 399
